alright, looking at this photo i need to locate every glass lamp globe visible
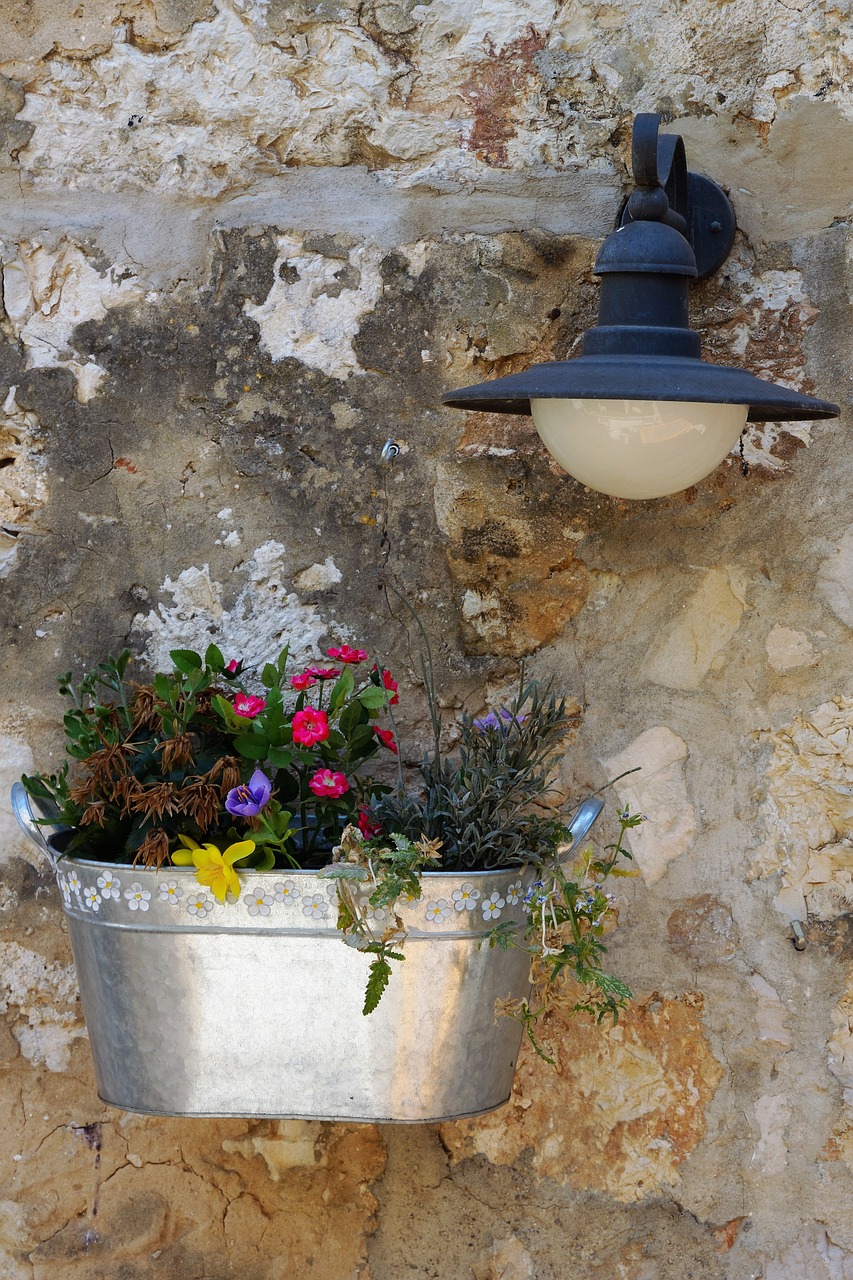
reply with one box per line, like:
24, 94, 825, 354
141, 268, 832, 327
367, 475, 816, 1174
530, 398, 749, 499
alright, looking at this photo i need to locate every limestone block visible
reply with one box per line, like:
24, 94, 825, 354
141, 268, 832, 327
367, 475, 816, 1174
766, 625, 817, 672
759, 1225, 853, 1280
441, 991, 723, 1203
818, 525, 853, 628
640, 568, 745, 690
751, 1094, 791, 1176
666, 894, 738, 965
602, 727, 697, 886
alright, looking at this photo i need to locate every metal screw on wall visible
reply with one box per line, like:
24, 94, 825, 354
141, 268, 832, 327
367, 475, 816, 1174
380, 439, 402, 464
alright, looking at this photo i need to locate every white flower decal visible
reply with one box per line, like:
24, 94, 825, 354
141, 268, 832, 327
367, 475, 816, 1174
302, 893, 329, 919
68, 871, 82, 895
357, 895, 388, 925
158, 880, 183, 903
452, 883, 481, 912
273, 880, 299, 905
401, 892, 421, 912
58, 875, 72, 905
187, 893, 213, 917
83, 886, 101, 911
124, 883, 151, 912
96, 872, 121, 900
244, 889, 274, 917
425, 899, 451, 924
505, 881, 523, 905
482, 891, 505, 921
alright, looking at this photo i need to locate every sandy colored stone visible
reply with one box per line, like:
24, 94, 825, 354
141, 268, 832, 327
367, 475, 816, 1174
472, 1234, 536, 1280
440, 991, 723, 1203
602, 727, 697, 886
752, 1094, 792, 1176
818, 525, 853, 628
758, 1224, 853, 1279
765, 625, 817, 672
640, 568, 745, 690
748, 974, 792, 1047
667, 894, 738, 965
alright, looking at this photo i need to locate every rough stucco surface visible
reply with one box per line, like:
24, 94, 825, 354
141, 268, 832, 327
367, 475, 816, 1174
1, 0, 853, 1276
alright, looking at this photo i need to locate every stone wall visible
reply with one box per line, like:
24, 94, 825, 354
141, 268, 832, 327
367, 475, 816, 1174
1, 1, 852, 1276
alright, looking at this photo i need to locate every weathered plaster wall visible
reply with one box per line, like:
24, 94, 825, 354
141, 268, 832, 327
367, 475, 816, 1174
1, 0, 852, 1276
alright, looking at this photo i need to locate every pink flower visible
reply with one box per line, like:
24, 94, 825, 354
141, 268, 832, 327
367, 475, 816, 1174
290, 671, 317, 691
327, 645, 367, 664
225, 658, 241, 675
357, 807, 382, 838
234, 693, 266, 719
306, 666, 342, 681
292, 707, 330, 746
373, 667, 399, 705
308, 769, 349, 799
374, 726, 398, 755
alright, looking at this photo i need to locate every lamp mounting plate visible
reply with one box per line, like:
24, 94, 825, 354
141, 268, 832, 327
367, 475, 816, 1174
619, 115, 737, 281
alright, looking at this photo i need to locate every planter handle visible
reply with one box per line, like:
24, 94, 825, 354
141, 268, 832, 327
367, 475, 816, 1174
561, 795, 605, 863
11, 782, 63, 870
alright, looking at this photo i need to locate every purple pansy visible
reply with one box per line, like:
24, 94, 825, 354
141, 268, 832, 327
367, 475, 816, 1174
472, 707, 527, 731
225, 768, 272, 817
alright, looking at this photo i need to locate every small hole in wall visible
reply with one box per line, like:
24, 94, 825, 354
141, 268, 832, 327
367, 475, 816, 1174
547, 308, 561, 320
0, 457, 15, 470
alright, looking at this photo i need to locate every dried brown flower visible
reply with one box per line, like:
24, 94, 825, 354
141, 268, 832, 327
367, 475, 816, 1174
180, 780, 221, 830
160, 733, 195, 772
131, 684, 162, 732
127, 782, 180, 821
135, 828, 170, 868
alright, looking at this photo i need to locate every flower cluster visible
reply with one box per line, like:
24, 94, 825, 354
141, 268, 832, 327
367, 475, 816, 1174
23, 641, 401, 882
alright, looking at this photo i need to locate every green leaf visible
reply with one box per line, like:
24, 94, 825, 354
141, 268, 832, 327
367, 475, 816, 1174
358, 686, 388, 710
205, 643, 225, 672
261, 663, 279, 689
267, 746, 293, 769
234, 734, 270, 760
363, 956, 392, 1015
328, 666, 355, 713
213, 693, 242, 727
170, 648, 203, 674
253, 845, 276, 872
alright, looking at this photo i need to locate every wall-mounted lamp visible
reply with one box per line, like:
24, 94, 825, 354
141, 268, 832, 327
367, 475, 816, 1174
443, 114, 840, 500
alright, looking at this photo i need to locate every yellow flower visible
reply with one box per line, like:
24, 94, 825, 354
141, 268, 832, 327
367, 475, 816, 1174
172, 834, 255, 903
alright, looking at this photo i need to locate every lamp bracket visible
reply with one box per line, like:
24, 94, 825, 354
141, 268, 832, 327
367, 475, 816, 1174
619, 113, 736, 281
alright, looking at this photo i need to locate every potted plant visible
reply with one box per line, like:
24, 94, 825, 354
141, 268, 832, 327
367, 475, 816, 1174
13, 640, 637, 1122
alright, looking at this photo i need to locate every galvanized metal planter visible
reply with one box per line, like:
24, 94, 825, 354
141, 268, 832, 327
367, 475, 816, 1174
12, 784, 602, 1123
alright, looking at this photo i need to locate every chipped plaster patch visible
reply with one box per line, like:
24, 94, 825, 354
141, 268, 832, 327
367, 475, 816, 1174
0, 942, 86, 1072
0, 389, 47, 577
755, 698, 853, 923
602, 727, 697, 885
1, 239, 144, 401
244, 235, 382, 379
133, 540, 329, 675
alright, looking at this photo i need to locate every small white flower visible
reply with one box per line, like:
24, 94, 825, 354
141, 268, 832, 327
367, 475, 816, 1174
425, 899, 451, 924
58, 876, 72, 905
68, 871, 82, 894
96, 872, 121, 900
482, 891, 505, 921
326, 882, 337, 899
401, 892, 421, 912
83, 887, 101, 911
505, 881, 523, 905
452, 883, 481, 912
273, 880, 299, 905
187, 893, 213, 917
158, 880, 183, 903
302, 893, 329, 919
124, 883, 151, 912
244, 889, 274, 917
